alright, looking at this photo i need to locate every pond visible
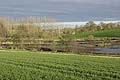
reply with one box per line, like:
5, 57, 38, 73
94, 47, 120, 54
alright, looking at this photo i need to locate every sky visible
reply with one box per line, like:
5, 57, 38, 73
0, 0, 120, 21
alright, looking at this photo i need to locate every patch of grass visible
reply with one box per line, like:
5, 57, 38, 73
66, 29, 120, 39
0, 50, 120, 80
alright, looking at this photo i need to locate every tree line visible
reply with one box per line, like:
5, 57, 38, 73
0, 17, 119, 51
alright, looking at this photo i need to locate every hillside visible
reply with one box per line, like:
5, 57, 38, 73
66, 29, 120, 39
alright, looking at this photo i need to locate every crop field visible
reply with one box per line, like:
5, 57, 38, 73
0, 50, 120, 80
68, 29, 120, 39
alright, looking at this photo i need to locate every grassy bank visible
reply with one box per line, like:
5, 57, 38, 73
66, 29, 120, 39
0, 50, 120, 80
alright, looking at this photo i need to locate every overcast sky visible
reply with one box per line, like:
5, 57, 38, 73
0, 0, 120, 21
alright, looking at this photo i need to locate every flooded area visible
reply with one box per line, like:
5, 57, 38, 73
93, 45, 120, 54
1, 39, 120, 54
94, 48, 120, 54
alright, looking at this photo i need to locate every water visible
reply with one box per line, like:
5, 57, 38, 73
94, 48, 120, 54
0, 0, 120, 22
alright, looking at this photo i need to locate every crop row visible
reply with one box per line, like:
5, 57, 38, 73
0, 51, 120, 80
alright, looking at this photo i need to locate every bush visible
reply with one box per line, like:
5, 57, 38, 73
88, 35, 95, 40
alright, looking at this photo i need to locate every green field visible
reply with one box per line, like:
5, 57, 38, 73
67, 29, 120, 39
0, 50, 120, 80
